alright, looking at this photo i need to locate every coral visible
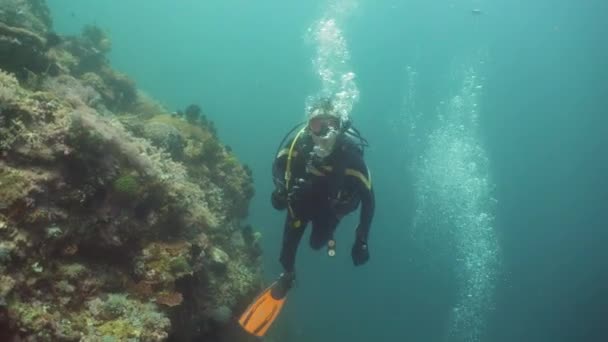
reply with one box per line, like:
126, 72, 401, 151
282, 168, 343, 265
169, 256, 191, 274
0, 68, 22, 105
128, 90, 170, 119
0, 21, 52, 79
0, 2, 264, 340
148, 114, 213, 145
61, 67, 137, 112
143, 121, 185, 160
142, 112, 254, 218
0, 244, 11, 265
41, 74, 102, 108
82, 24, 111, 53
135, 241, 194, 285
0, 165, 43, 209
54, 279, 75, 295
0, 275, 15, 297
155, 291, 183, 307
129, 280, 154, 299
0, 0, 52, 35
58, 262, 88, 280
99, 294, 130, 319
9, 300, 59, 339
46, 47, 78, 74
185, 103, 201, 123
0, 21, 45, 48
210, 247, 230, 270
44, 224, 62, 239
112, 173, 140, 199
79, 71, 116, 107
98, 66, 137, 110
1, 73, 73, 159
9, 293, 171, 341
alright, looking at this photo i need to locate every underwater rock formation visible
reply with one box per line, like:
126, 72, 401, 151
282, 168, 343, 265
0, 1, 263, 341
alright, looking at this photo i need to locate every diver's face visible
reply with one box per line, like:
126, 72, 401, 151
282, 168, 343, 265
308, 114, 340, 137
311, 124, 339, 158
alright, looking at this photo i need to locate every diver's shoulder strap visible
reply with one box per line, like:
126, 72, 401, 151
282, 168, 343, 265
340, 129, 365, 157
285, 127, 307, 191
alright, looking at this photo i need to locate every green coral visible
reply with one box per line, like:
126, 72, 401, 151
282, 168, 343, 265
169, 255, 192, 275
0, 167, 33, 208
98, 319, 140, 339
112, 174, 140, 198
9, 300, 60, 339
58, 262, 88, 281
101, 294, 130, 319
87, 294, 170, 340
9, 294, 170, 340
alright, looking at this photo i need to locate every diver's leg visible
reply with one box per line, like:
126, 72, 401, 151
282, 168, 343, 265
279, 214, 308, 273
309, 214, 339, 250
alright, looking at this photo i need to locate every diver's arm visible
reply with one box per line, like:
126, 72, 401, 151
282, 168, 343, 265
357, 184, 375, 242
272, 150, 288, 189
345, 154, 374, 266
271, 149, 288, 210
346, 155, 375, 242
271, 138, 298, 210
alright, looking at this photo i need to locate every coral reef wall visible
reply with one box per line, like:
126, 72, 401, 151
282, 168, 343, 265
0, 1, 264, 341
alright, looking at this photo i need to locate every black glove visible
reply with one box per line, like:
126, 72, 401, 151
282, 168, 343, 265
271, 188, 287, 210
351, 237, 369, 266
288, 178, 312, 204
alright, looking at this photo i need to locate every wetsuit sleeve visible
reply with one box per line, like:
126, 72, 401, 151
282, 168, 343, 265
272, 139, 294, 190
345, 154, 375, 242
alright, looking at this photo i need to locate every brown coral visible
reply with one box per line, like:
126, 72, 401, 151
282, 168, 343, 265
155, 291, 183, 307
129, 280, 155, 298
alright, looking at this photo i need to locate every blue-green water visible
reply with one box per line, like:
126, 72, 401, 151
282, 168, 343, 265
48, 1, 608, 341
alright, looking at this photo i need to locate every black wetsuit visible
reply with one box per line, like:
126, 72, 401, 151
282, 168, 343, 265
271, 132, 375, 272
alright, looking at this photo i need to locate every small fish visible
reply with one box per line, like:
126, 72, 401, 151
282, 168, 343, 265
472, 9, 482, 15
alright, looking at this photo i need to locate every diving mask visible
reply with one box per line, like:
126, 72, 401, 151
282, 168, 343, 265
307, 111, 342, 158
308, 115, 341, 136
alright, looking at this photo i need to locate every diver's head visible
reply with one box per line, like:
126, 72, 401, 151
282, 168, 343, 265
307, 98, 343, 158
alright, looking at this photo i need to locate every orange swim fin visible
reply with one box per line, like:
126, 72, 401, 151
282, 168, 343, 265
238, 274, 292, 337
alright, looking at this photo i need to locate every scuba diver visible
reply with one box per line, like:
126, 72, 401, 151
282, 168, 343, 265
238, 98, 375, 337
